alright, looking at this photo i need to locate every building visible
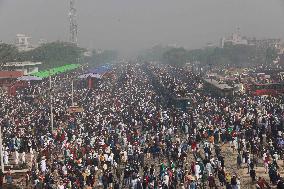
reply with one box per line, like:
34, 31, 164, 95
279, 54, 284, 65
220, 28, 281, 50
0, 71, 25, 95
83, 50, 93, 57
15, 34, 34, 51
279, 43, 284, 54
3, 61, 42, 75
248, 38, 281, 49
220, 32, 248, 48
38, 38, 48, 46
203, 78, 234, 97
206, 42, 215, 48
0, 71, 24, 80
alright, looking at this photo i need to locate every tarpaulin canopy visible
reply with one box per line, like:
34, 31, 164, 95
17, 76, 42, 81
78, 73, 102, 79
88, 65, 112, 75
31, 64, 80, 78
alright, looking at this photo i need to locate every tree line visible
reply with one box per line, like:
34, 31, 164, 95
0, 42, 118, 70
167, 45, 278, 67
140, 44, 278, 68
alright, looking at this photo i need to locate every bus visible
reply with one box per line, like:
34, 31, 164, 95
248, 83, 284, 96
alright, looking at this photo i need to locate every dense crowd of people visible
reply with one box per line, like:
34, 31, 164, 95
0, 63, 284, 188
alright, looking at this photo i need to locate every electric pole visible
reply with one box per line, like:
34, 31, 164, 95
71, 80, 74, 106
0, 124, 4, 173
49, 75, 54, 132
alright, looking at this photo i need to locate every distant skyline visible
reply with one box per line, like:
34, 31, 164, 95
0, 0, 284, 56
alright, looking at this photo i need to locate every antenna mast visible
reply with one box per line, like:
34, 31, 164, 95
69, 0, 78, 45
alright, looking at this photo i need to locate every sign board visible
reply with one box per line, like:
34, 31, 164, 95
67, 106, 84, 113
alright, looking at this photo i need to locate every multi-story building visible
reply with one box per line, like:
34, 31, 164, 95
220, 28, 281, 51
220, 32, 248, 48
15, 34, 34, 52
248, 38, 281, 49
3, 61, 42, 75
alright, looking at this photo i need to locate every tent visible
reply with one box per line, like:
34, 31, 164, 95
88, 65, 112, 75
17, 76, 42, 81
31, 64, 80, 78
78, 73, 102, 79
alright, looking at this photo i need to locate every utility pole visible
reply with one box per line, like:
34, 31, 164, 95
0, 124, 4, 173
71, 80, 74, 106
49, 75, 54, 132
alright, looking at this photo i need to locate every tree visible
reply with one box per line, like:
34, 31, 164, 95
23, 41, 84, 69
89, 50, 118, 66
0, 43, 20, 64
139, 45, 174, 62
0, 41, 85, 70
265, 47, 277, 64
162, 44, 278, 68
162, 47, 188, 66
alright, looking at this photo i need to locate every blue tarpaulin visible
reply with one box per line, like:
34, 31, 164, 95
88, 65, 112, 75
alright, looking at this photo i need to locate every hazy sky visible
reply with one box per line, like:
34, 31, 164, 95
0, 0, 284, 56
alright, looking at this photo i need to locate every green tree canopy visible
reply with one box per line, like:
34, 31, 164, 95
0, 43, 19, 64
88, 50, 118, 66
22, 41, 84, 69
139, 45, 174, 62
162, 47, 188, 66
162, 44, 278, 67
0, 41, 85, 70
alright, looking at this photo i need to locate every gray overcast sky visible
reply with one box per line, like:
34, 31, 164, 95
0, 0, 284, 55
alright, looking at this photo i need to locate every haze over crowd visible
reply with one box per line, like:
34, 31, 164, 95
0, 0, 284, 56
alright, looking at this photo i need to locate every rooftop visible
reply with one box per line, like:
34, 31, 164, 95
204, 78, 233, 90
0, 71, 24, 79
3, 61, 42, 67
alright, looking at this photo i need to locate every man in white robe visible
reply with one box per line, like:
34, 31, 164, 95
195, 163, 201, 180
40, 158, 46, 173
21, 152, 26, 164
15, 150, 19, 165
4, 150, 9, 165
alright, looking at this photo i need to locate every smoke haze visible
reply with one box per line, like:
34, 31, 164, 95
0, 0, 283, 56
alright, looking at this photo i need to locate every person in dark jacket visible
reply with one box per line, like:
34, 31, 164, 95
250, 169, 256, 182
277, 179, 284, 189
237, 154, 242, 169
114, 180, 120, 189
218, 169, 226, 186
0, 170, 4, 188
102, 173, 109, 189
231, 175, 237, 189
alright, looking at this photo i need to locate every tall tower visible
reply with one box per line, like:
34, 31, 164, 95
69, 0, 78, 45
